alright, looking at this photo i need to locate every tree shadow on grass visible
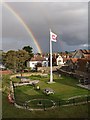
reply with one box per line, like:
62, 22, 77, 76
54, 74, 80, 88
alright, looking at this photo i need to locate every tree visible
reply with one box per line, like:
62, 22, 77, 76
22, 46, 34, 58
0, 50, 2, 63
3, 50, 29, 73
37, 53, 41, 56
2, 52, 6, 65
65, 51, 68, 54
16, 50, 30, 73
2, 50, 17, 72
48, 54, 57, 66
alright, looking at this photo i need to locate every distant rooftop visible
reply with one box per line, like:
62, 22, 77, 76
30, 56, 46, 61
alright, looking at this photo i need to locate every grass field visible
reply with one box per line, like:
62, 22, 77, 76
2, 93, 90, 118
14, 74, 89, 102
2, 73, 90, 118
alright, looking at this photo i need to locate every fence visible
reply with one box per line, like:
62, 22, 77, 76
56, 96, 90, 106
14, 95, 90, 111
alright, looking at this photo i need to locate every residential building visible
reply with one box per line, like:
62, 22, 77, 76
27, 55, 48, 69
77, 58, 90, 73
56, 54, 64, 65
73, 49, 90, 59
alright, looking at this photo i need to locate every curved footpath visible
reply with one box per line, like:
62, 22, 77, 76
14, 99, 90, 111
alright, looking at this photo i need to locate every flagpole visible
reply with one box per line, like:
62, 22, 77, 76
50, 29, 53, 83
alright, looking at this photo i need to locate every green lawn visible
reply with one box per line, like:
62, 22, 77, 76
14, 74, 89, 104
2, 73, 90, 118
2, 93, 90, 118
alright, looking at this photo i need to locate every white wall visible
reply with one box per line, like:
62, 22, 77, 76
57, 56, 64, 65
27, 60, 48, 69
27, 61, 38, 69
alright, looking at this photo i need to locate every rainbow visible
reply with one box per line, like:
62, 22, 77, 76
3, 2, 42, 53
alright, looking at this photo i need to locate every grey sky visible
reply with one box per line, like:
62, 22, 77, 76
2, 2, 88, 53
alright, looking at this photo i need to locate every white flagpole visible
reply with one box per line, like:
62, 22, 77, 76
50, 29, 53, 83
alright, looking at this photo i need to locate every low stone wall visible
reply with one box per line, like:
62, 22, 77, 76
10, 72, 48, 79
58, 68, 89, 80
14, 80, 39, 87
37, 66, 60, 73
75, 70, 88, 78
57, 69, 80, 79
10, 81, 15, 101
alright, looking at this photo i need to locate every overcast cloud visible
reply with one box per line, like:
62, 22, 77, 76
2, 2, 88, 53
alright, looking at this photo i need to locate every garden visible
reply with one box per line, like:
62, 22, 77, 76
2, 73, 90, 118
13, 74, 89, 108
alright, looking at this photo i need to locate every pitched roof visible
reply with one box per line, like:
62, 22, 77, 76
77, 58, 90, 62
80, 49, 90, 54
30, 56, 46, 61
72, 49, 90, 58
63, 58, 78, 63
63, 58, 70, 62
71, 58, 78, 63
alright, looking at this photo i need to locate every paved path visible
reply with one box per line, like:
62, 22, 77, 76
77, 84, 90, 90
62, 101, 90, 107
67, 95, 89, 100
14, 99, 90, 111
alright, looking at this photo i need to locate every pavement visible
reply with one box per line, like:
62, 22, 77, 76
77, 84, 90, 90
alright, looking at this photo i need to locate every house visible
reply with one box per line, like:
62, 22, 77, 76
64, 58, 78, 72
76, 58, 90, 85
48, 53, 65, 66
27, 55, 48, 69
63, 49, 90, 72
77, 58, 90, 73
73, 49, 90, 59
56, 54, 64, 66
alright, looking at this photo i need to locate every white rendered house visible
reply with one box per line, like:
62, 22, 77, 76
27, 56, 48, 69
56, 55, 64, 66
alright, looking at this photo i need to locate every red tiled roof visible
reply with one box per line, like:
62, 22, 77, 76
63, 58, 70, 62
71, 58, 78, 63
30, 56, 46, 61
0, 70, 13, 75
77, 58, 90, 62
80, 49, 90, 54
